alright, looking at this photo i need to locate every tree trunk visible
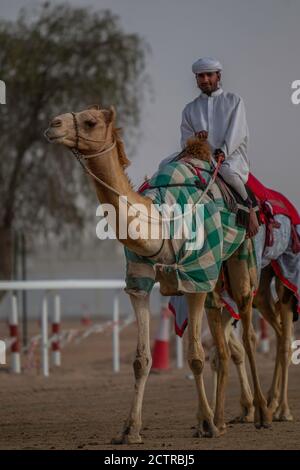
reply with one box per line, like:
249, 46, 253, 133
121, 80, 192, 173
0, 225, 13, 302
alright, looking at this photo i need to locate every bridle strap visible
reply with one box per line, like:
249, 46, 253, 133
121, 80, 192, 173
71, 112, 108, 144
83, 140, 116, 159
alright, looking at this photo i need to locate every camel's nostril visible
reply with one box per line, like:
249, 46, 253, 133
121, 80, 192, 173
51, 118, 62, 128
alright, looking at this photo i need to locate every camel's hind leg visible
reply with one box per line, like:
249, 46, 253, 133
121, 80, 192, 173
253, 265, 282, 415
112, 293, 152, 445
273, 281, 294, 422
206, 306, 230, 432
210, 309, 254, 423
226, 254, 272, 429
228, 320, 255, 423
186, 292, 220, 438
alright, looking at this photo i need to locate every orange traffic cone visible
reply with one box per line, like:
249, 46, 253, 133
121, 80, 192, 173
152, 304, 171, 371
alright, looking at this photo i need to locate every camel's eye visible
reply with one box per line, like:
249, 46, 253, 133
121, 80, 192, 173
85, 120, 96, 128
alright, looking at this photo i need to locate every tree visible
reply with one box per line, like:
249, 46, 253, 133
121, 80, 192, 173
0, 2, 150, 290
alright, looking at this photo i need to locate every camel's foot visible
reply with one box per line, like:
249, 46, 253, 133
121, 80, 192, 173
254, 402, 272, 429
273, 405, 293, 422
111, 432, 143, 445
215, 421, 227, 435
229, 405, 255, 424
111, 425, 143, 445
193, 418, 221, 438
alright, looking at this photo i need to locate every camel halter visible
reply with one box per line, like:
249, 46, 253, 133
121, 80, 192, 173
70, 112, 124, 197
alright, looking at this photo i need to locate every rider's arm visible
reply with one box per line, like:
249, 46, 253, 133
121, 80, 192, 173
220, 96, 248, 158
180, 106, 195, 149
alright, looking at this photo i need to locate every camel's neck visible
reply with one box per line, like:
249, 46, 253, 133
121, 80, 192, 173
85, 145, 162, 257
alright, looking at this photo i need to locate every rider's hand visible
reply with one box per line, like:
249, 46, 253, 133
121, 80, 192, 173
195, 130, 208, 140
214, 148, 225, 163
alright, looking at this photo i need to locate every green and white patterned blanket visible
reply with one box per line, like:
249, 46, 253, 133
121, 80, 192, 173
124, 157, 247, 296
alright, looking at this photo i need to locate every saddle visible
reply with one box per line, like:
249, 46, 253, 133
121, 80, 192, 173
213, 174, 260, 230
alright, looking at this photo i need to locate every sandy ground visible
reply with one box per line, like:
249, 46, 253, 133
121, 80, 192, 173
0, 318, 299, 450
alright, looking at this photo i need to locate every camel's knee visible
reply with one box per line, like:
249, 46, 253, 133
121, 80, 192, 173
188, 357, 205, 376
188, 346, 205, 376
231, 351, 244, 366
133, 354, 152, 380
188, 338, 205, 375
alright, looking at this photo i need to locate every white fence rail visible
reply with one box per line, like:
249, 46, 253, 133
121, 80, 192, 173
0, 280, 184, 376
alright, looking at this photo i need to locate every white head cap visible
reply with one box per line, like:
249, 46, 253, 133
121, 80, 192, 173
192, 57, 223, 74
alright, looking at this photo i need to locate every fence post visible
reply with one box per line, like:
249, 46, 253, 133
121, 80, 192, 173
10, 293, 21, 373
152, 296, 171, 371
0, 340, 5, 365
176, 335, 184, 369
41, 294, 49, 377
113, 291, 120, 373
51, 294, 61, 366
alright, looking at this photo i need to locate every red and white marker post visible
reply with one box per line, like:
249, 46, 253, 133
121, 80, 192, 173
51, 295, 61, 367
9, 294, 21, 373
152, 297, 171, 371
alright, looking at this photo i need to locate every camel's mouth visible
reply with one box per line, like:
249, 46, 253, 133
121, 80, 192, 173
44, 129, 67, 143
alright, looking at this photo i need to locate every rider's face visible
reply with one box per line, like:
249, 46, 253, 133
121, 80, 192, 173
196, 71, 220, 95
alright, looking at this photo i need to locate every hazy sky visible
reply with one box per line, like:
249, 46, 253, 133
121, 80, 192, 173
2, 0, 300, 206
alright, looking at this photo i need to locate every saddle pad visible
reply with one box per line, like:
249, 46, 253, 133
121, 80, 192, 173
125, 158, 246, 296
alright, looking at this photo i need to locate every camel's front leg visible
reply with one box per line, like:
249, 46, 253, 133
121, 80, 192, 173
112, 293, 151, 445
186, 292, 220, 438
206, 307, 230, 432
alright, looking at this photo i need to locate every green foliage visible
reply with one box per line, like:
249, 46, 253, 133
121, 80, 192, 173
0, 2, 150, 240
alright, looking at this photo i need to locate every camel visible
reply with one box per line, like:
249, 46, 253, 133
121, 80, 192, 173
44, 105, 272, 443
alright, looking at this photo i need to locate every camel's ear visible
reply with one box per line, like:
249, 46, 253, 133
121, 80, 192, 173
102, 106, 116, 125
108, 105, 116, 123
87, 104, 101, 110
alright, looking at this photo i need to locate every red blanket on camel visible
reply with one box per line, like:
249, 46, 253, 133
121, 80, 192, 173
247, 173, 300, 225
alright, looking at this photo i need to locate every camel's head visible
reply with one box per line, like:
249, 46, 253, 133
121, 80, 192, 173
44, 105, 117, 155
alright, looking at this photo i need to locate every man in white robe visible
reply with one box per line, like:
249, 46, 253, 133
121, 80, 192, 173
180, 57, 259, 236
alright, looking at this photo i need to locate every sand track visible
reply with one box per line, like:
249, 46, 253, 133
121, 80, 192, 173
0, 320, 299, 450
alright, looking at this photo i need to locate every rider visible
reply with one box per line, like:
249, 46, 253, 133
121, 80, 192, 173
180, 56, 259, 237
